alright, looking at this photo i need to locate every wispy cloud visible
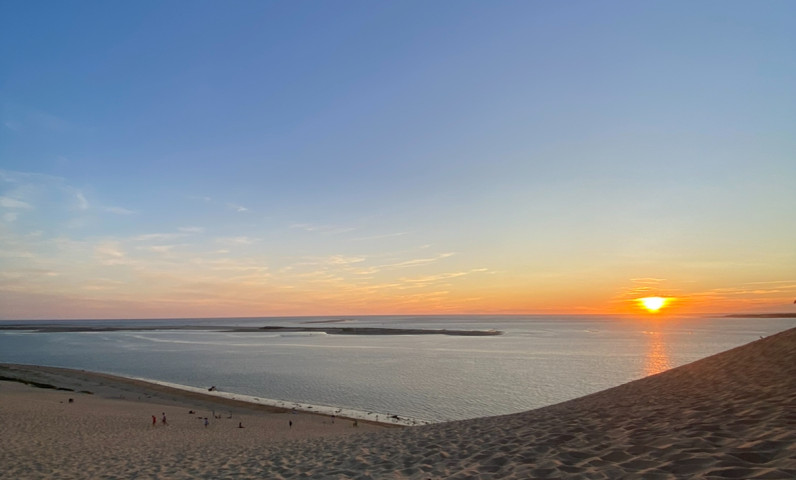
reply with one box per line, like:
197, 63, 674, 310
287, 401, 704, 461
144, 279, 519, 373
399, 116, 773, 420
140, 245, 177, 254
629, 277, 667, 284
617, 278, 672, 299
387, 253, 456, 269
398, 268, 488, 289
216, 236, 259, 246
75, 191, 89, 210
741, 280, 796, 287
290, 223, 355, 235
699, 281, 796, 298
227, 203, 249, 213
103, 206, 136, 215
352, 252, 457, 275
187, 195, 249, 214
352, 232, 408, 241
95, 242, 128, 266
325, 255, 366, 266
0, 196, 33, 209
0, 170, 135, 222
134, 233, 186, 242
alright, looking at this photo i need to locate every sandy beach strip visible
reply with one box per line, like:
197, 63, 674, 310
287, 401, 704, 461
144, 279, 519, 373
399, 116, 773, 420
2, 327, 795, 479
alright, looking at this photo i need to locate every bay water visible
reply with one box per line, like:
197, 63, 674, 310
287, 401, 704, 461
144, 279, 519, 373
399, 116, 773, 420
0, 315, 791, 423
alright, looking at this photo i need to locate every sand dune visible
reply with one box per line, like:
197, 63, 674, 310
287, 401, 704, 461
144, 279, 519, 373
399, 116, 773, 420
2, 328, 794, 479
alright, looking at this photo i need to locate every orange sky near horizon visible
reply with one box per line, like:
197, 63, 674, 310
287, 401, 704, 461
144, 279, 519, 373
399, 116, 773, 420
1, 266, 793, 320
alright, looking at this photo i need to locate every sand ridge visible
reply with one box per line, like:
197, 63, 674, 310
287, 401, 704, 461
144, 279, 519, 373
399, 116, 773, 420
2, 328, 795, 479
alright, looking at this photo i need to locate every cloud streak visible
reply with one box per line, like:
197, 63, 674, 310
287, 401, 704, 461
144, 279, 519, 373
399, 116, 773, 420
0, 170, 136, 225
227, 203, 249, 213
290, 223, 356, 235
0, 196, 33, 209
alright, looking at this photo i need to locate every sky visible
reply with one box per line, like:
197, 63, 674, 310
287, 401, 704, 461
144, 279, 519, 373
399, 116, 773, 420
1, 1, 795, 320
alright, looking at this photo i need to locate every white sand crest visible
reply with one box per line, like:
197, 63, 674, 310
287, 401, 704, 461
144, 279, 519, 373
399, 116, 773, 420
135, 376, 430, 426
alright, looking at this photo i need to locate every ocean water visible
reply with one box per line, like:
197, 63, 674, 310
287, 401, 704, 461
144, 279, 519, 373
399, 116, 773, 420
0, 315, 792, 423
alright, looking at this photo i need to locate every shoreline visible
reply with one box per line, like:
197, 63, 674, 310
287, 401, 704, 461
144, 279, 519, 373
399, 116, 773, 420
0, 362, 407, 427
133, 377, 430, 426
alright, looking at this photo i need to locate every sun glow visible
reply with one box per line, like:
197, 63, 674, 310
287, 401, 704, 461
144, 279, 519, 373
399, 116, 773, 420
638, 296, 668, 313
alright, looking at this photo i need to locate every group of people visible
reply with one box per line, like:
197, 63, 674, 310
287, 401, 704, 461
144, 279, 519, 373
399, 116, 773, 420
151, 413, 167, 426
149, 410, 252, 429
150, 410, 359, 430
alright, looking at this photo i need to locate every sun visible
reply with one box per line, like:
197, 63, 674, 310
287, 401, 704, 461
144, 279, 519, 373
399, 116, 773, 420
638, 296, 668, 313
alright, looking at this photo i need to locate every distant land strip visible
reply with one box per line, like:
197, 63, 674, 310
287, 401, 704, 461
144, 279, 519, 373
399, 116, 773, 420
722, 313, 796, 319
0, 325, 503, 336
247, 326, 503, 336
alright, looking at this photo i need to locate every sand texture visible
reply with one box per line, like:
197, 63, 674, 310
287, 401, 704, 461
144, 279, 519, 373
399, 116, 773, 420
2, 327, 795, 479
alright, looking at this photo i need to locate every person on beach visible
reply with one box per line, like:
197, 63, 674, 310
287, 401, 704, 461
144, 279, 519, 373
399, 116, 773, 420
289, 420, 292, 429
238, 422, 244, 428
204, 417, 209, 428
152, 415, 156, 426
162, 413, 167, 425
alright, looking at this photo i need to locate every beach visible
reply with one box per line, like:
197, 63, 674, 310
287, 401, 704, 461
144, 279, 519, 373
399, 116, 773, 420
2, 328, 794, 479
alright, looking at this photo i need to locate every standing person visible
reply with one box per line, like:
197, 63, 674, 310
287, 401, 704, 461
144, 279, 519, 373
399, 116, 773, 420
289, 420, 292, 429
204, 417, 209, 428
152, 415, 156, 427
161, 412, 167, 425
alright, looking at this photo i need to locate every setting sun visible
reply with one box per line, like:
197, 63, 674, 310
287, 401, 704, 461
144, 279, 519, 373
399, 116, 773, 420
638, 296, 668, 313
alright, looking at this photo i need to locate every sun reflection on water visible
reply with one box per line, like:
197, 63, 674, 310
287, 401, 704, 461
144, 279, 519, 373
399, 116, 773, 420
644, 330, 672, 376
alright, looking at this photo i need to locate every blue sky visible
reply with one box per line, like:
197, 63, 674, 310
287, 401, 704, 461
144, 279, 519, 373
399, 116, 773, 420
1, 1, 795, 319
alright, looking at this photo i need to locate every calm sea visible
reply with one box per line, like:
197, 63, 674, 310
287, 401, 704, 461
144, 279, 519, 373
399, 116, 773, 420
0, 315, 792, 423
